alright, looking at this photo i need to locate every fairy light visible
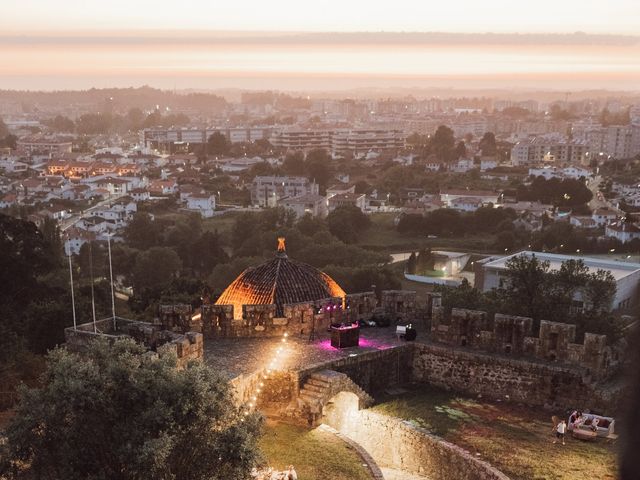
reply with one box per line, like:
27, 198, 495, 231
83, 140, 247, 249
241, 331, 290, 420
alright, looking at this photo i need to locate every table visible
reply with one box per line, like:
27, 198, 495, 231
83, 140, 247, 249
330, 324, 360, 348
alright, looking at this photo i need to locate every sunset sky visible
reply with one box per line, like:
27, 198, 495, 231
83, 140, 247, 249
0, 0, 639, 91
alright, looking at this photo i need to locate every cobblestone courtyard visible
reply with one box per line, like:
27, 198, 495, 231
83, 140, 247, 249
203, 326, 422, 378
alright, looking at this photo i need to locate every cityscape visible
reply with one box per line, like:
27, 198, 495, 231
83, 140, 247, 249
1, 1, 639, 480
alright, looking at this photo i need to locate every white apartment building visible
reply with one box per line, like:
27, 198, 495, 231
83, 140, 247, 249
573, 124, 640, 160
251, 176, 319, 207
278, 194, 328, 218
141, 127, 272, 151
511, 137, 591, 166
270, 128, 404, 154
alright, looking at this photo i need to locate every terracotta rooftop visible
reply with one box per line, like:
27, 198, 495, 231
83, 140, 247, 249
216, 238, 346, 318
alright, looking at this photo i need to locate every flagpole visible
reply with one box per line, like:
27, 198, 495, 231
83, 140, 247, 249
89, 241, 97, 333
107, 234, 116, 330
67, 244, 77, 331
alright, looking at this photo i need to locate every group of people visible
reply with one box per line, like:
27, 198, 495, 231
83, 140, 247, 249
251, 465, 298, 480
569, 410, 600, 431
554, 410, 600, 445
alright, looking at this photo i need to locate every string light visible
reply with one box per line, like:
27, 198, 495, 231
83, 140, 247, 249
241, 331, 290, 420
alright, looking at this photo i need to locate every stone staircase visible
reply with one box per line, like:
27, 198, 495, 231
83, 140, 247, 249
297, 369, 374, 422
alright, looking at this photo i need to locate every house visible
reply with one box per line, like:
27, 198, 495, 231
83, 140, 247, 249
0, 193, 18, 209
278, 194, 328, 218
480, 157, 498, 171
327, 193, 367, 213
186, 194, 216, 218
129, 188, 150, 202
64, 227, 97, 255
179, 184, 206, 202
87, 177, 133, 195
605, 222, 640, 243
450, 197, 484, 212
592, 208, 618, 227
425, 162, 441, 172
570, 216, 598, 229
398, 187, 425, 204
326, 184, 356, 199
440, 189, 500, 208
149, 179, 178, 196
450, 158, 475, 173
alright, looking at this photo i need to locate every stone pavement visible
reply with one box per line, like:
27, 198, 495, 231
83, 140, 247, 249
203, 325, 425, 379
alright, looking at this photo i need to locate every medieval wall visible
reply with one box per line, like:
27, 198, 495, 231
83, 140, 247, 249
200, 297, 347, 338
326, 408, 509, 480
381, 290, 417, 323
411, 342, 619, 412
430, 297, 619, 379
64, 317, 203, 368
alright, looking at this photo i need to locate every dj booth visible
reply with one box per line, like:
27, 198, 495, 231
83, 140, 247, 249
330, 323, 360, 348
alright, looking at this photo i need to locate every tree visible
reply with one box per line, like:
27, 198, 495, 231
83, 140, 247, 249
431, 125, 456, 162
327, 205, 370, 244
0, 338, 262, 480
124, 213, 161, 250
502, 254, 551, 321
305, 149, 332, 191
207, 132, 230, 156
454, 140, 467, 159
43, 115, 75, 133
479, 132, 498, 156
132, 247, 182, 293
282, 151, 305, 175
406, 252, 417, 274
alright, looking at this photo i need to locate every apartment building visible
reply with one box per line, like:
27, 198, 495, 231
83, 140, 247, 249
270, 128, 404, 154
510, 137, 591, 166
251, 176, 319, 207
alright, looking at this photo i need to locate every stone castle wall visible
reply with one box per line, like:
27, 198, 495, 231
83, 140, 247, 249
429, 294, 621, 379
165, 290, 416, 340
64, 317, 203, 368
411, 342, 620, 412
326, 409, 509, 480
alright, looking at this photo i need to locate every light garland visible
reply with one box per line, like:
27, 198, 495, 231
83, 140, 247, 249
241, 332, 289, 421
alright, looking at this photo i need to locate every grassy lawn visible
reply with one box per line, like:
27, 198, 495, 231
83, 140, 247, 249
362, 213, 496, 253
259, 421, 372, 480
373, 386, 618, 480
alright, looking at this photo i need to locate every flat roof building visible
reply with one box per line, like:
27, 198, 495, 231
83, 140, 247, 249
475, 251, 640, 311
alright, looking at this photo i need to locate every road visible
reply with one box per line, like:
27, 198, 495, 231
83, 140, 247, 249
587, 175, 617, 212
60, 193, 126, 232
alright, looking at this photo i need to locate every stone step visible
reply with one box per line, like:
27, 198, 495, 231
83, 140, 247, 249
310, 369, 345, 382
306, 377, 331, 389
300, 388, 325, 401
299, 392, 322, 406
303, 383, 327, 394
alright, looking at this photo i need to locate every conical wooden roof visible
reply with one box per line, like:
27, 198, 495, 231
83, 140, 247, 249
215, 238, 346, 317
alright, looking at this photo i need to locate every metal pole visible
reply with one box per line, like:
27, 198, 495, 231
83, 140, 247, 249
89, 241, 97, 333
67, 247, 77, 330
107, 234, 116, 329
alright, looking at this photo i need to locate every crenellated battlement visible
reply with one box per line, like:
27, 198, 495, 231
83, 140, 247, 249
428, 293, 623, 378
